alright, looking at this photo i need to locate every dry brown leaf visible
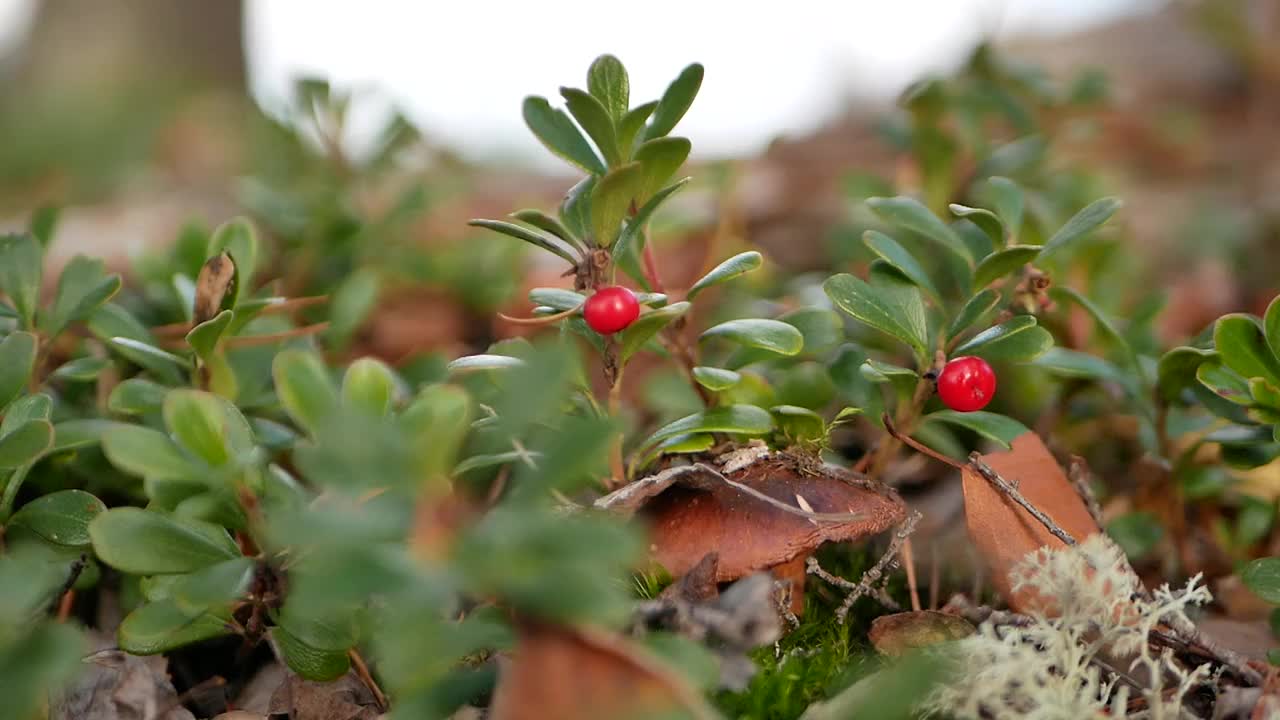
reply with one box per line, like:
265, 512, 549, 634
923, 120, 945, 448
602, 453, 903, 588
488, 623, 717, 720
267, 672, 380, 720
52, 640, 197, 720
868, 611, 974, 658
962, 432, 1101, 612
194, 252, 235, 325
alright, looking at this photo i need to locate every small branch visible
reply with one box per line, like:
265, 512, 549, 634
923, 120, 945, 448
498, 304, 581, 326
968, 453, 1077, 547
807, 511, 920, 622
1067, 455, 1104, 527
883, 414, 965, 470
901, 536, 922, 612
349, 648, 389, 711
223, 323, 330, 349
52, 554, 87, 620
1151, 613, 1264, 686
153, 296, 330, 336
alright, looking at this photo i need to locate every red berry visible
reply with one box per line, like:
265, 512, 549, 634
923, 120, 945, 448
583, 286, 640, 335
937, 356, 996, 412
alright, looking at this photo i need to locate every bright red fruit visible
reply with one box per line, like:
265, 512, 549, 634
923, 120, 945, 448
583, 286, 640, 335
937, 356, 996, 412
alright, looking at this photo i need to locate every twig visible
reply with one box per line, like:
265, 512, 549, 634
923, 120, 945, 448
1067, 455, 1104, 527
968, 453, 1078, 547
1151, 614, 1264, 686
349, 648, 389, 711
52, 555, 87, 620
902, 537, 922, 612
929, 543, 940, 611
807, 511, 920, 622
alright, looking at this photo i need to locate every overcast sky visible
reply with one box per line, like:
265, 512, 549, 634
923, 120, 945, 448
1, 0, 1166, 163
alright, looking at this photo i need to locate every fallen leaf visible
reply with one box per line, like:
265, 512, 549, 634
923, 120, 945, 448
961, 432, 1100, 612
489, 623, 718, 720
267, 671, 381, 720
600, 452, 904, 608
869, 611, 975, 658
52, 645, 197, 720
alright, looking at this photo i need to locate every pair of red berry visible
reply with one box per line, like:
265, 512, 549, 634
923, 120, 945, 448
582, 285, 996, 412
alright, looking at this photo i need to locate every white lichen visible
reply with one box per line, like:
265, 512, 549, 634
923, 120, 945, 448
926, 534, 1212, 719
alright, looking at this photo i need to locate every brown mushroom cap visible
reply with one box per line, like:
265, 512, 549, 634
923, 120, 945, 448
604, 452, 905, 583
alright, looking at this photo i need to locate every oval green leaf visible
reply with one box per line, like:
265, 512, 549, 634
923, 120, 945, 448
90, 507, 238, 575
687, 251, 763, 300
700, 318, 803, 357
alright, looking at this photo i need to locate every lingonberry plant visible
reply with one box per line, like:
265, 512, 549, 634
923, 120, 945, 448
3, 36, 1276, 720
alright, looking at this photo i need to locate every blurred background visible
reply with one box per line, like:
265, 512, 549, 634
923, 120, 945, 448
0, 0, 1275, 364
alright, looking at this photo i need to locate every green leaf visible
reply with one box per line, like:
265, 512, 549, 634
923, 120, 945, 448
922, 410, 1028, 448
90, 508, 238, 575
612, 178, 689, 257
947, 289, 1001, 342
590, 162, 643, 247
866, 196, 973, 266
467, 220, 578, 265
163, 390, 230, 467
972, 246, 1041, 289
107, 337, 194, 371
102, 425, 202, 480
587, 54, 629, 121
1197, 359, 1252, 405
954, 316, 1053, 362
617, 101, 657, 153
185, 310, 232, 363
560, 87, 620, 166
687, 251, 763, 299
1037, 197, 1122, 266
824, 273, 928, 356
559, 176, 595, 241
0, 331, 38, 411
1215, 314, 1280, 388
272, 625, 351, 682
634, 137, 691, 202
401, 384, 472, 481
770, 405, 826, 444
1251, 378, 1280, 409
1265, 295, 1280, 363
1107, 512, 1164, 560
446, 354, 525, 374
0, 421, 53, 468
0, 233, 43, 328
1242, 557, 1280, 604
692, 366, 741, 391
640, 404, 773, 453
522, 96, 605, 175
51, 419, 115, 452
50, 355, 111, 382
863, 231, 941, 300
700, 318, 803, 356
118, 600, 230, 655
510, 209, 582, 252
2, 394, 51, 435
108, 378, 168, 416
619, 302, 690, 363
342, 357, 397, 416
325, 268, 381, 349
273, 350, 339, 436
9, 489, 105, 547
42, 256, 121, 338
1034, 347, 1127, 385
173, 557, 255, 613
1158, 346, 1216, 402
528, 287, 585, 311
643, 63, 703, 141
89, 305, 183, 383
206, 218, 259, 305
982, 176, 1025, 239
948, 204, 1004, 246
